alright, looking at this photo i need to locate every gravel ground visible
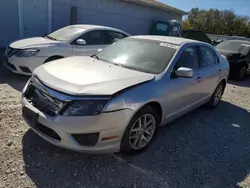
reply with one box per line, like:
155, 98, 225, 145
0, 59, 250, 187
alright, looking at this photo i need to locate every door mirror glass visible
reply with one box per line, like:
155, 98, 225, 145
76, 39, 86, 45
175, 67, 194, 78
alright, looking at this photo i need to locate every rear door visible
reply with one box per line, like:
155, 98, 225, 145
196, 46, 221, 98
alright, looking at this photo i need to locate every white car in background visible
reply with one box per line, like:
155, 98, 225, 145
4, 25, 130, 75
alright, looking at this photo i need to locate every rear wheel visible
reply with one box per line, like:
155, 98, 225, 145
236, 65, 247, 81
120, 106, 160, 154
207, 82, 225, 108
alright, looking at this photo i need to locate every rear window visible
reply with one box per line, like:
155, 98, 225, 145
156, 23, 168, 32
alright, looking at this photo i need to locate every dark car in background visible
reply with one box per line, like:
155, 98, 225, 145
149, 21, 213, 45
181, 30, 213, 45
216, 40, 250, 80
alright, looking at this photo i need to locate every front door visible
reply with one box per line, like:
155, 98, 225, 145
71, 30, 107, 56
162, 46, 205, 121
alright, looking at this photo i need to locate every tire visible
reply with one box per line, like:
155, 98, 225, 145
207, 82, 225, 108
236, 65, 247, 81
44, 56, 63, 64
120, 106, 160, 154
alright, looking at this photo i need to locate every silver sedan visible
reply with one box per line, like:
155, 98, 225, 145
21, 36, 230, 154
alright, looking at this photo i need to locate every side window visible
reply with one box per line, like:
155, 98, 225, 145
81, 30, 105, 45
174, 46, 199, 70
105, 31, 128, 44
199, 47, 217, 68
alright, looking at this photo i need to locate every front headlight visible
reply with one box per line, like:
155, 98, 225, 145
16, 49, 40, 57
63, 100, 109, 116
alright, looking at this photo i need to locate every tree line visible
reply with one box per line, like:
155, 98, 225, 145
182, 8, 250, 37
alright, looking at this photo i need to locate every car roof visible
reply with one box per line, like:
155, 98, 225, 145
225, 39, 250, 44
68, 24, 130, 35
130, 35, 205, 45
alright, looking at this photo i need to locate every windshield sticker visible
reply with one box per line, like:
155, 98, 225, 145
159, 43, 179, 49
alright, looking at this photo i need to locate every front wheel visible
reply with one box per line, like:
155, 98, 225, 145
120, 106, 160, 154
236, 66, 247, 81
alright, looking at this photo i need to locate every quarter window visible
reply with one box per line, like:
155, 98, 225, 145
105, 31, 128, 44
199, 47, 218, 68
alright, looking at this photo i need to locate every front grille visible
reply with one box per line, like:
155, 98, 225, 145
6, 62, 17, 71
25, 83, 66, 116
7, 46, 21, 57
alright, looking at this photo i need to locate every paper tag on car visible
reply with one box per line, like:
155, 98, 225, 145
159, 43, 178, 49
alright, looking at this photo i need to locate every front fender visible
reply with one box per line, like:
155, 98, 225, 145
37, 45, 71, 58
102, 79, 160, 113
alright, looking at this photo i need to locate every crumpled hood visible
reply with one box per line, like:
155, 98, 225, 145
218, 50, 246, 61
33, 56, 155, 96
10, 37, 61, 49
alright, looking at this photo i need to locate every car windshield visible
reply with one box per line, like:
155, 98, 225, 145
95, 38, 178, 74
216, 40, 250, 55
47, 26, 84, 41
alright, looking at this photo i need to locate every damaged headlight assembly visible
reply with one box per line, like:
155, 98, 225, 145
63, 100, 109, 116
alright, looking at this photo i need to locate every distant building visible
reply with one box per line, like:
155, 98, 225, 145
0, 0, 186, 46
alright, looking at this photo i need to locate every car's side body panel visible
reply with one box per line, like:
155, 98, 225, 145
104, 42, 229, 127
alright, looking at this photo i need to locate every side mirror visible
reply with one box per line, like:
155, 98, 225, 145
175, 67, 194, 78
76, 39, 86, 45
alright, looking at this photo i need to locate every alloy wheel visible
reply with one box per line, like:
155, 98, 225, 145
129, 114, 156, 150
213, 85, 223, 106
239, 66, 246, 80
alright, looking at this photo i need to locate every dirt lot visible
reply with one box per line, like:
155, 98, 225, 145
0, 60, 250, 188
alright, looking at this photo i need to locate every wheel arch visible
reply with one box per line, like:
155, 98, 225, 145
44, 55, 64, 63
219, 79, 226, 94
120, 100, 163, 153
131, 101, 163, 126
